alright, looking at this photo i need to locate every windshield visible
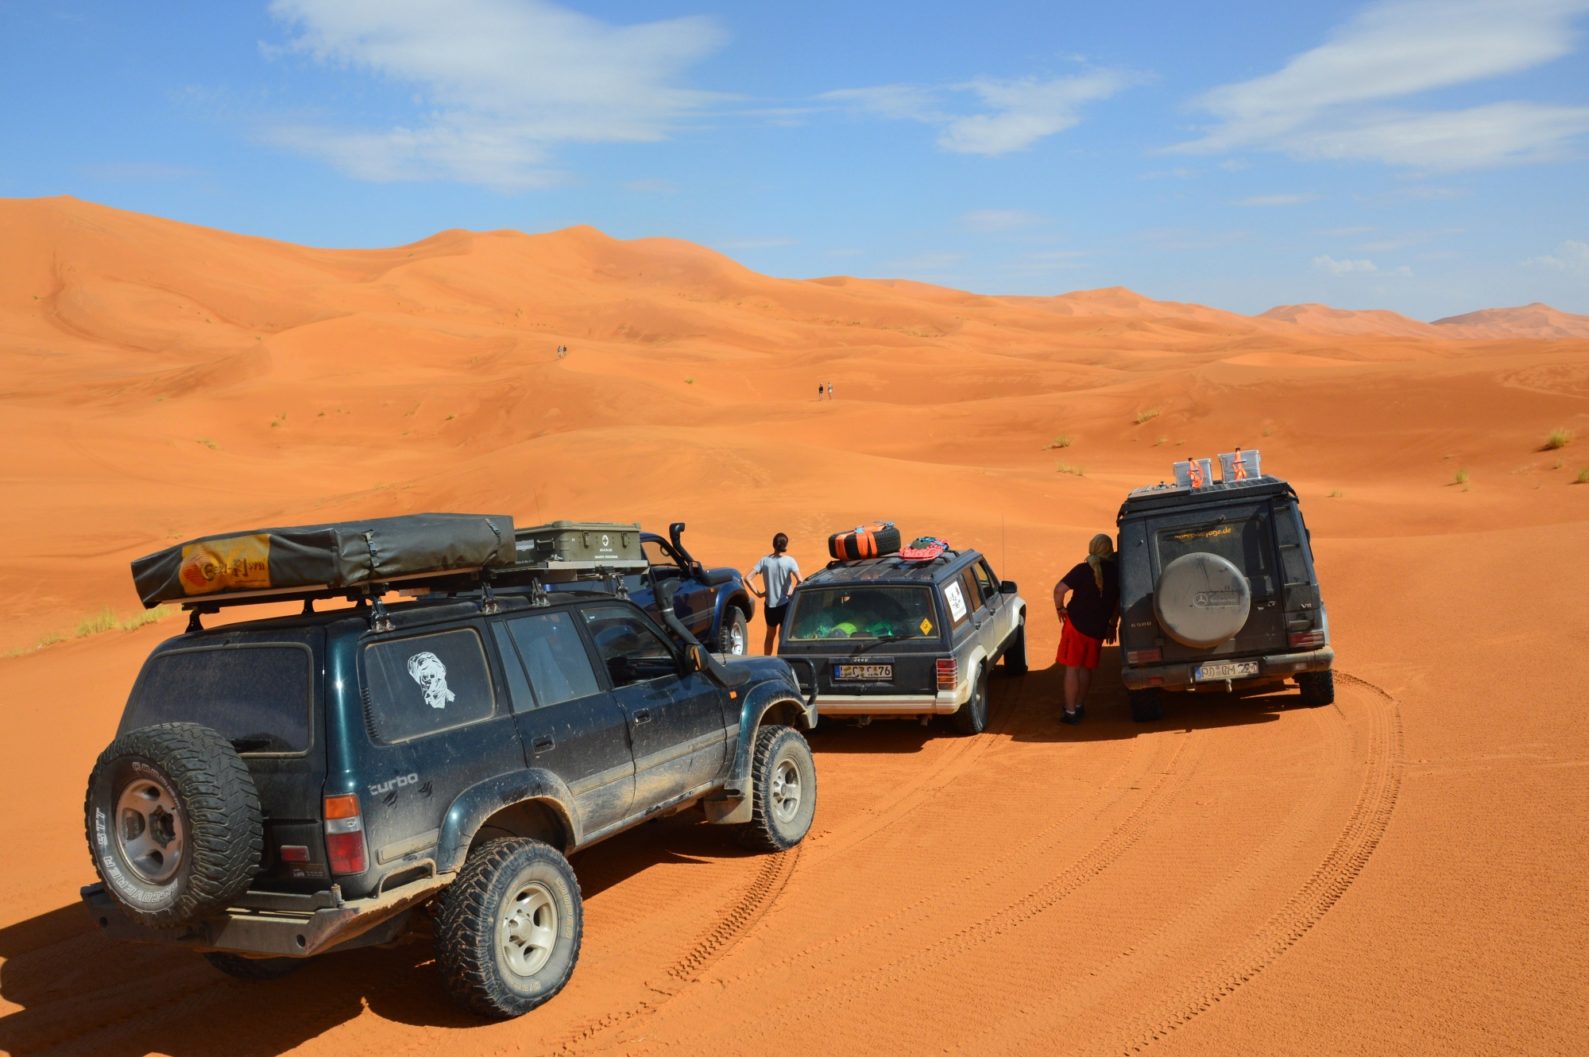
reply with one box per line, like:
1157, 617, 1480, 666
786, 586, 939, 642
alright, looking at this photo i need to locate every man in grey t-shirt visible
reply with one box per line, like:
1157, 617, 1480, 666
748, 532, 801, 655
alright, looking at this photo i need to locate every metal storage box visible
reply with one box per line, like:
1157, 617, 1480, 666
513, 521, 645, 567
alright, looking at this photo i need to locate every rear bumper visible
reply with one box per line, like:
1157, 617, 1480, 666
1121, 645, 1334, 691
80, 874, 445, 958
813, 684, 967, 716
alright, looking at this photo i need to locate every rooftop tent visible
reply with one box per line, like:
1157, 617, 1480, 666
130, 513, 516, 608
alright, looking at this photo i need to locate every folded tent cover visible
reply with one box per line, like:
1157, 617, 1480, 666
130, 513, 516, 608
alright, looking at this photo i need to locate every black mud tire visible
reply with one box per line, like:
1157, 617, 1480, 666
1297, 670, 1335, 707
950, 665, 990, 736
204, 952, 304, 980
1128, 687, 1164, 723
734, 724, 818, 852
1003, 621, 1028, 675
717, 607, 750, 656
84, 722, 262, 929
435, 838, 583, 1019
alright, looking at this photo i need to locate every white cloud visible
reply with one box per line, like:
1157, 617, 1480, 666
1525, 239, 1589, 275
1236, 193, 1321, 206
960, 209, 1046, 233
263, 0, 727, 188
823, 68, 1135, 156
1174, 0, 1589, 169
1313, 255, 1379, 275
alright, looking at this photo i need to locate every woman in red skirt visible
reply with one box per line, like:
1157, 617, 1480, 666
1052, 533, 1120, 724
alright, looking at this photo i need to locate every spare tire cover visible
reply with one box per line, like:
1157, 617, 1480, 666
1153, 552, 1252, 648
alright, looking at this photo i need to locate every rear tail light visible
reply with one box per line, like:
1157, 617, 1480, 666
1126, 647, 1162, 665
1288, 630, 1326, 649
323, 794, 367, 875
935, 658, 957, 691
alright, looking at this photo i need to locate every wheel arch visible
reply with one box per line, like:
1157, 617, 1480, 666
437, 771, 580, 872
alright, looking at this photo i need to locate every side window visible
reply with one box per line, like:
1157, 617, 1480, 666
972, 561, 998, 601
942, 577, 971, 629
643, 539, 683, 577
500, 611, 602, 710
582, 604, 677, 687
363, 629, 495, 743
960, 568, 985, 612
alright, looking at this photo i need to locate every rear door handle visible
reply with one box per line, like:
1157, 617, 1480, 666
634, 709, 653, 724
532, 736, 555, 752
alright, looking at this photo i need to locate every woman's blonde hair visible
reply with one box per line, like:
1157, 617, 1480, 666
1086, 533, 1114, 592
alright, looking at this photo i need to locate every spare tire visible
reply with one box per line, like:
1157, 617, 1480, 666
1154, 552, 1252, 648
84, 722, 262, 929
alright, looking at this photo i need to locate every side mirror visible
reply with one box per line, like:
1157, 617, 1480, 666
684, 643, 709, 673
1000, 580, 1018, 595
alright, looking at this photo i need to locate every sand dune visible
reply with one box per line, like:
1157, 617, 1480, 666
1, 196, 1586, 1057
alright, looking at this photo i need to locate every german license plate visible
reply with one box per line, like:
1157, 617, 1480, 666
1195, 660, 1259, 682
834, 663, 893, 682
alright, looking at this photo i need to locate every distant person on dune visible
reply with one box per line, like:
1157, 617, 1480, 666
827, 382, 834, 400
818, 383, 824, 400
1053, 533, 1119, 725
747, 532, 801, 655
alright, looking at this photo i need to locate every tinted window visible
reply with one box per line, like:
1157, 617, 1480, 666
364, 629, 495, 743
960, 568, 985, 611
786, 586, 940, 641
1155, 513, 1270, 576
941, 578, 971, 628
125, 644, 312, 754
582, 604, 676, 686
501, 611, 602, 709
973, 561, 998, 599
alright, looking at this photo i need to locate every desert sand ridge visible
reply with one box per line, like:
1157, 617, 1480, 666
0, 195, 1586, 1056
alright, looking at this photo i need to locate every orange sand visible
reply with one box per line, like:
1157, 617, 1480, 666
1, 197, 1585, 1057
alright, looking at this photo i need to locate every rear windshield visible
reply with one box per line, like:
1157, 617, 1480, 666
787, 586, 939, 642
1154, 512, 1271, 577
124, 644, 314, 754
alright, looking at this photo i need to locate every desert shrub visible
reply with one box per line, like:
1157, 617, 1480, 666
1453, 468, 1470, 486
1544, 427, 1572, 450
1048, 435, 1072, 449
1328, 489, 1344, 498
76, 607, 118, 638
1576, 468, 1589, 484
1056, 463, 1085, 476
1134, 408, 1160, 425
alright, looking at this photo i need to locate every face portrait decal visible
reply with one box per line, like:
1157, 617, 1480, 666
406, 651, 456, 710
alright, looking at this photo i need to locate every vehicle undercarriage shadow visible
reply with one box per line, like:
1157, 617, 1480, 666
1005, 648, 1309, 744
0, 810, 766, 1051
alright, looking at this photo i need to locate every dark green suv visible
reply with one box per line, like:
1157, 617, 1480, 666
81, 516, 817, 1018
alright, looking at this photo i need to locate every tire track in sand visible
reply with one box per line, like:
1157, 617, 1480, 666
605, 728, 1200, 1055
552, 671, 1029, 1054
550, 844, 801, 1055
1087, 670, 1404, 1056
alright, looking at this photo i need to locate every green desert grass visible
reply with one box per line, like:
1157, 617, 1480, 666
1056, 462, 1085, 476
1453, 468, 1470, 487
1543, 427, 1572, 451
1047, 435, 1072, 449
1133, 408, 1160, 425
7, 604, 176, 657
1576, 468, 1589, 484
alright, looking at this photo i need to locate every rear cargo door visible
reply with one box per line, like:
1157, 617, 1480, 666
1150, 503, 1286, 659
121, 630, 329, 887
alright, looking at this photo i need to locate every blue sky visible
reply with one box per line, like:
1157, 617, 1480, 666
3, 0, 1588, 318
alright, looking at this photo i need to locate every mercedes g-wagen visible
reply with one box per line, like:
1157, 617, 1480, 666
1116, 455, 1335, 721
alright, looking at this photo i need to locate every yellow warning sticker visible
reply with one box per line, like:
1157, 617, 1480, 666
179, 534, 271, 595
919, 618, 934, 635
